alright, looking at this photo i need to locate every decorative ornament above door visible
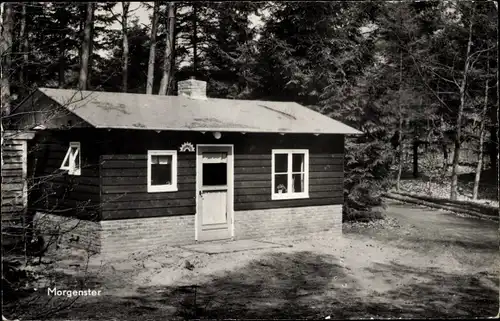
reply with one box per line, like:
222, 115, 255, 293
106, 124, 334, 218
180, 142, 195, 152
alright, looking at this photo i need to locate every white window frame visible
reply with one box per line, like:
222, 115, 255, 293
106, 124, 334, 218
60, 142, 81, 176
147, 150, 178, 193
271, 149, 309, 200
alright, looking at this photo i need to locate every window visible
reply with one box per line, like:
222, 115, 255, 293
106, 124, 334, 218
202, 152, 228, 186
147, 150, 178, 192
60, 142, 81, 176
272, 149, 309, 200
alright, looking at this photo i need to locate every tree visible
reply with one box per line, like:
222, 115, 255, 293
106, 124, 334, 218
121, 2, 130, 92
1, 2, 13, 116
18, 3, 28, 86
377, 1, 497, 200
396, 51, 404, 191
192, 2, 198, 75
8, 3, 84, 93
158, 2, 176, 95
50, 4, 82, 89
98, 21, 150, 93
255, 2, 377, 105
375, 3, 416, 190
199, 2, 261, 98
449, 3, 475, 200
492, 4, 499, 182
106, 2, 132, 92
146, 1, 160, 94
78, 3, 95, 90
375, 1, 445, 182
414, 1, 497, 200
170, 2, 262, 98
472, 56, 490, 200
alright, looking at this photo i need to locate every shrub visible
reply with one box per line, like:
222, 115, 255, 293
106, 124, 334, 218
343, 136, 394, 222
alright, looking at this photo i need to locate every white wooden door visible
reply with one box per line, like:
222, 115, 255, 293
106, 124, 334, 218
196, 145, 233, 241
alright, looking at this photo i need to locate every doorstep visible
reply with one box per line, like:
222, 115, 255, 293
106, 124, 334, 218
177, 239, 286, 254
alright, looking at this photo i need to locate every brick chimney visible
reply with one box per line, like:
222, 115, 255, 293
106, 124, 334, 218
177, 77, 207, 100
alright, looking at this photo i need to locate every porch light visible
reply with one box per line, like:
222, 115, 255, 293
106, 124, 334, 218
213, 131, 222, 139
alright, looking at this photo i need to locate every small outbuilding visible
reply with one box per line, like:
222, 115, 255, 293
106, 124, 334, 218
10, 78, 361, 255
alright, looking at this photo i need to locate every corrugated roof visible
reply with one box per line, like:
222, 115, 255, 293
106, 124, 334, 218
37, 88, 362, 135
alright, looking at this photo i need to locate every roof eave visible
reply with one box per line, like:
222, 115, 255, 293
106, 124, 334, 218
92, 125, 362, 135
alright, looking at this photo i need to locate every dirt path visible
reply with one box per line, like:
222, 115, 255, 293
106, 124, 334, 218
9, 203, 499, 320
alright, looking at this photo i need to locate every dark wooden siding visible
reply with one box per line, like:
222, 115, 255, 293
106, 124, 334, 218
2, 136, 27, 224
28, 129, 101, 221
98, 130, 344, 220
232, 134, 344, 211
100, 154, 196, 220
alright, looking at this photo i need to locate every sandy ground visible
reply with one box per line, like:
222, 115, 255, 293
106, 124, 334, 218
6, 202, 499, 320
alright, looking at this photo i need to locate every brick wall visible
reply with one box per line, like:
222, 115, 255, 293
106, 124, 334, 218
100, 215, 195, 256
33, 212, 101, 254
234, 205, 343, 239
33, 205, 342, 256
33, 212, 195, 256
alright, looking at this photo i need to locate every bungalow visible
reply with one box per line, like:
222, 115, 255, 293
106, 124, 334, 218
10, 78, 361, 255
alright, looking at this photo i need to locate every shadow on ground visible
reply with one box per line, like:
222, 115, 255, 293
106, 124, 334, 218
28, 251, 355, 320
10, 250, 499, 320
364, 262, 499, 318
3, 268, 104, 320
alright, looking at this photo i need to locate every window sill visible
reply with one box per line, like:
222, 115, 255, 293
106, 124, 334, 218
271, 193, 309, 200
147, 186, 178, 193
60, 169, 81, 176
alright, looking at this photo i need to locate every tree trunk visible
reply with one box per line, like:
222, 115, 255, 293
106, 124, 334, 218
473, 126, 485, 200
396, 127, 404, 190
78, 5, 84, 63
488, 126, 498, 176
473, 57, 490, 200
413, 141, 419, 178
385, 192, 497, 220
158, 2, 176, 95
146, 2, 160, 94
58, 8, 66, 89
450, 5, 474, 200
396, 51, 404, 191
192, 3, 198, 76
441, 143, 448, 173
19, 3, 28, 86
58, 46, 65, 88
87, 5, 95, 90
0, 2, 13, 116
122, 2, 130, 92
439, 115, 449, 177
78, 3, 94, 91
55, 5, 66, 88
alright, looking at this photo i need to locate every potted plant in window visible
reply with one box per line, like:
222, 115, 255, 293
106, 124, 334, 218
277, 184, 287, 194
